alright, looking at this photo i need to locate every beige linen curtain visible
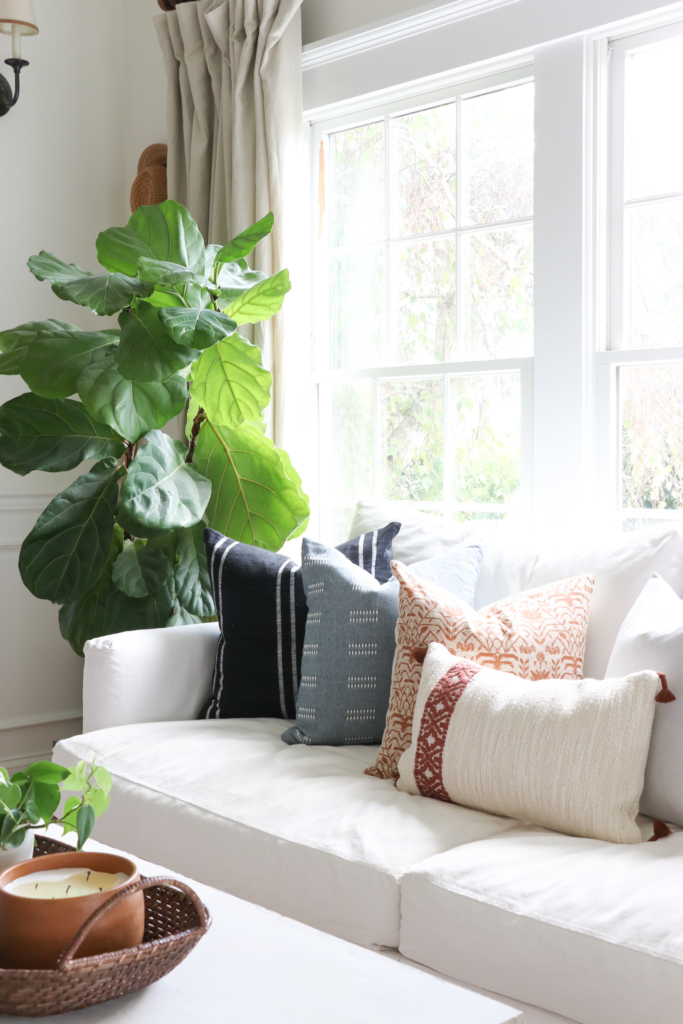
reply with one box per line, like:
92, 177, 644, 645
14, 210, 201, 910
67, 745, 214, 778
154, 0, 305, 449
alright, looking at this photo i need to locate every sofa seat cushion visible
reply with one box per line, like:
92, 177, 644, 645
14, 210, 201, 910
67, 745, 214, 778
399, 825, 683, 1024
54, 719, 518, 949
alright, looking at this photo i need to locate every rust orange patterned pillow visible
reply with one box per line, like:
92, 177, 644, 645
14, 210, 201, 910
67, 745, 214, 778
366, 561, 595, 781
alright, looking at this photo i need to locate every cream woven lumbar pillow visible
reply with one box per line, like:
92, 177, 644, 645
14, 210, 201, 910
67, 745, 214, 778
397, 642, 667, 844
366, 562, 595, 781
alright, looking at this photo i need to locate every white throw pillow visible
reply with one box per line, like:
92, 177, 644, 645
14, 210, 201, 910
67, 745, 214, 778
397, 642, 664, 844
606, 573, 683, 826
350, 502, 683, 679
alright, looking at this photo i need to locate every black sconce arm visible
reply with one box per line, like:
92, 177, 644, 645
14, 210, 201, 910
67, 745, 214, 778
0, 58, 28, 117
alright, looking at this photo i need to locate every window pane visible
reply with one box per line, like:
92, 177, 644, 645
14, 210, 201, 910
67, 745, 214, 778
331, 248, 385, 369
379, 377, 443, 501
625, 38, 683, 201
620, 364, 683, 512
461, 224, 533, 358
391, 103, 456, 237
462, 82, 534, 225
449, 373, 521, 505
626, 200, 683, 348
330, 122, 385, 247
391, 237, 456, 364
329, 380, 374, 542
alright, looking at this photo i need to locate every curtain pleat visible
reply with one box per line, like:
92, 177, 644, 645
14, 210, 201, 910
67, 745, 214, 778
154, 0, 304, 450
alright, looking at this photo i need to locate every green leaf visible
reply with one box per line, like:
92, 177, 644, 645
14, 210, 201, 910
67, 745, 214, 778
59, 795, 80, 836
19, 325, 119, 399
119, 430, 211, 532
215, 213, 274, 264
116, 302, 199, 383
24, 762, 70, 784
76, 803, 95, 850
85, 787, 109, 817
0, 348, 27, 375
1, 810, 26, 849
103, 571, 175, 634
0, 783, 21, 811
20, 458, 123, 604
24, 800, 41, 826
216, 259, 267, 303
111, 537, 174, 599
175, 523, 214, 617
96, 200, 205, 277
137, 257, 211, 290
194, 418, 309, 550
28, 252, 153, 316
31, 781, 61, 824
59, 527, 123, 656
0, 393, 125, 475
93, 766, 112, 798
78, 356, 187, 444
0, 768, 9, 785
0, 319, 75, 377
190, 337, 271, 428
159, 308, 237, 351
166, 605, 202, 626
223, 269, 291, 325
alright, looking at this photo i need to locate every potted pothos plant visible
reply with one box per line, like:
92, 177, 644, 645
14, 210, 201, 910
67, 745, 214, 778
0, 201, 309, 655
0, 759, 111, 867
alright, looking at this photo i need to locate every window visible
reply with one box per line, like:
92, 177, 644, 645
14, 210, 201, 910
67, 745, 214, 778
602, 23, 683, 530
313, 73, 534, 542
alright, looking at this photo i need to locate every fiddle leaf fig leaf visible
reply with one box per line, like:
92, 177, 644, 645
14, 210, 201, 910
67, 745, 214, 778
103, 570, 175, 635
111, 537, 174, 599
59, 527, 123, 657
28, 252, 153, 316
194, 418, 309, 550
116, 302, 199, 382
175, 523, 214, 617
0, 393, 125, 476
0, 319, 76, 376
159, 308, 237, 351
215, 212, 274, 264
215, 259, 267, 303
190, 337, 271, 428
119, 429, 211, 532
223, 269, 291, 325
166, 604, 202, 626
78, 356, 187, 444
20, 457, 124, 605
0, 348, 27, 375
138, 257, 212, 290
19, 325, 119, 399
96, 200, 205, 277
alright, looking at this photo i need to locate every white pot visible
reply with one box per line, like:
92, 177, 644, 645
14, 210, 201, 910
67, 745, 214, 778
0, 831, 35, 873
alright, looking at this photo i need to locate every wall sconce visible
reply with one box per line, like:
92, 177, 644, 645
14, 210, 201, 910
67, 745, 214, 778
0, 0, 38, 117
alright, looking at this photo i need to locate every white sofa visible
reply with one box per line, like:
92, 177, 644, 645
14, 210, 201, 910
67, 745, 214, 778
54, 506, 683, 1024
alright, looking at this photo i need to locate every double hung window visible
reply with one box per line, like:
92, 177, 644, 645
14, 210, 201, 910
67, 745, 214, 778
312, 71, 534, 542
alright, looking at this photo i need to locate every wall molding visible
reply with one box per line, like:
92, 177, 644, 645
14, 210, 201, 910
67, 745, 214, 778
302, 0, 519, 69
0, 709, 82, 733
2, 750, 54, 772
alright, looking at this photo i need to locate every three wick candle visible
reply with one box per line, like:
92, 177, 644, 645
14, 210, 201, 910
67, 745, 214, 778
5, 867, 130, 900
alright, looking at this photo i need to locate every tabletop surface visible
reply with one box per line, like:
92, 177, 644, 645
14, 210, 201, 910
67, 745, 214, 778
0, 836, 522, 1024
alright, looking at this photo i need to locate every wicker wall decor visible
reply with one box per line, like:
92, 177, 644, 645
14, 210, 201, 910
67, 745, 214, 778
130, 144, 168, 213
0, 836, 211, 1017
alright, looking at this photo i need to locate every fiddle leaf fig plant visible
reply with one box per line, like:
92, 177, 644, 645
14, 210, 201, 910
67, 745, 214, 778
0, 759, 112, 852
0, 201, 309, 655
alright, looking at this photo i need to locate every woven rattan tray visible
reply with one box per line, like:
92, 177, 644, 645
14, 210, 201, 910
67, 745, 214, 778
0, 835, 211, 1017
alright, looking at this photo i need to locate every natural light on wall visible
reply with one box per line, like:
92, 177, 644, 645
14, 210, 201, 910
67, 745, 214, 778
314, 76, 534, 543
608, 26, 683, 531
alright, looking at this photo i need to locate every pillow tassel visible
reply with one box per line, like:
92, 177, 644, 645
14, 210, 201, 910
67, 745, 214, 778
648, 820, 673, 842
656, 673, 676, 704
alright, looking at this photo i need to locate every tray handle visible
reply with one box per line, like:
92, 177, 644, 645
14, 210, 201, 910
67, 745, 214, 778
57, 875, 209, 971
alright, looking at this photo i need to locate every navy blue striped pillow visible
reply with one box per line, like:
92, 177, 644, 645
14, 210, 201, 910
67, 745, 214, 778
200, 523, 400, 720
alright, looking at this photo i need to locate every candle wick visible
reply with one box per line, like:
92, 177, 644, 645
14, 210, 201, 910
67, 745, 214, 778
34, 884, 38, 889
99, 887, 102, 891
66, 885, 70, 894
86, 871, 91, 881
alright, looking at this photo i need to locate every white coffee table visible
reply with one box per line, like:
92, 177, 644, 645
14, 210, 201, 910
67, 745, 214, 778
2, 838, 521, 1023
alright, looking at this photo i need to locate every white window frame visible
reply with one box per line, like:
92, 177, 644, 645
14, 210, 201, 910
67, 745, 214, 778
310, 66, 534, 543
596, 18, 683, 530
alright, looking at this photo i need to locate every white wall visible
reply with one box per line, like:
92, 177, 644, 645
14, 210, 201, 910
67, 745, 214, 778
0, 0, 166, 769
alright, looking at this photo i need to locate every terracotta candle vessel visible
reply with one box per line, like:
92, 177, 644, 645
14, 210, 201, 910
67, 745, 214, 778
0, 851, 144, 969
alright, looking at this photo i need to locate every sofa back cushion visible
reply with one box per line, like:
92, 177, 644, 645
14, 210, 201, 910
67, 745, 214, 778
367, 562, 594, 780
397, 642, 662, 844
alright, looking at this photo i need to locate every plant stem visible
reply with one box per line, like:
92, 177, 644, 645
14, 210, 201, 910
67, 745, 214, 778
186, 407, 206, 464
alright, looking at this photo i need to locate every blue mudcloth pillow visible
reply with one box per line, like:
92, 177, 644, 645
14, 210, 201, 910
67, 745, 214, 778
200, 522, 401, 720
281, 538, 483, 747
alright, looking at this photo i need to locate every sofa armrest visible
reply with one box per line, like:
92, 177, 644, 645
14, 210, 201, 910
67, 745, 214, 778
82, 623, 220, 733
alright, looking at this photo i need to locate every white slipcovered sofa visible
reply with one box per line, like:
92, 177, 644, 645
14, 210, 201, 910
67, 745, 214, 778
54, 504, 683, 1024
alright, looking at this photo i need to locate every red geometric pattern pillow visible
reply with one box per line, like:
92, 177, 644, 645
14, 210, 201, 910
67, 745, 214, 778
366, 561, 595, 781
